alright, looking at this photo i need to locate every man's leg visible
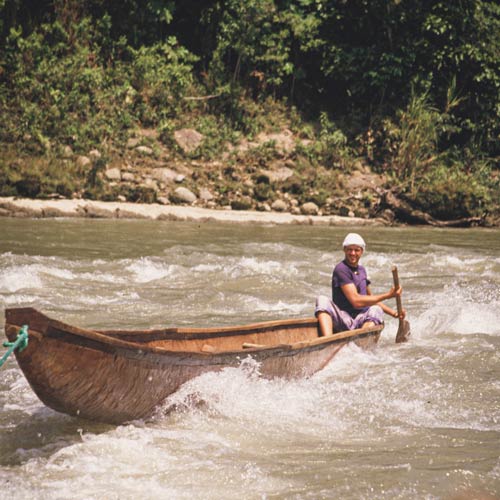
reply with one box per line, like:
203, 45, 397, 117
317, 311, 333, 337
353, 305, 384, 329
315, 295, 353, 334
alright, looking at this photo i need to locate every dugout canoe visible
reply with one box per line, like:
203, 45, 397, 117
4, 307, 383, 424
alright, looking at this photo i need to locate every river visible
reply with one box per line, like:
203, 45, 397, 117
0, 218, 499, 499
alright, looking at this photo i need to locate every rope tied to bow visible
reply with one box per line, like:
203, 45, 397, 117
0, 325, 29, 368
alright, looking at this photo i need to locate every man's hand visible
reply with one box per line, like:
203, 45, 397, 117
388, 285, 402, 299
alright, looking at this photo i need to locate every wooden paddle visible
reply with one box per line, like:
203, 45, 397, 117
392, 266, 411, 343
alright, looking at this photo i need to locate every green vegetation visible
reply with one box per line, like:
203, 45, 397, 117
0, 0, 498, 223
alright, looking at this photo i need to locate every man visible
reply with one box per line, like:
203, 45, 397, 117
315, 233, 404, 336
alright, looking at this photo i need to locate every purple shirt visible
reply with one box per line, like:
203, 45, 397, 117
332, 260, 371, 318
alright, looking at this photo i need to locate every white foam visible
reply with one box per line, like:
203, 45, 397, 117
125, 257, 176, 283
0, 265, 44, 292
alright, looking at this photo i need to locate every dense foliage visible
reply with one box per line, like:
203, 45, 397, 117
0, 0, 498, 220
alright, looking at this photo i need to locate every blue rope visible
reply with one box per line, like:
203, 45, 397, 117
0, 325, 29, 368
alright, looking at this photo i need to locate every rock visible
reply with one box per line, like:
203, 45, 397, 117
62, 145, 73, 158
345, 170, 386, 191
105, 167, 121, 181
171, 187, 197, 204
199, 188, 214, 201
354, 207, 369, 218
76, 156, 91, 168
122, 172, 135, 182
174, 128, 204, 153
235, 139, 259, 154
89, 149, 101, 160
152, 168, 178, 184
259, 166, 294, 183
271, 199, 288, 212
136, 145, 154, 156
127, 137, 141, 149
301, 202, 319, 215
142, 178, 159, 191
255, 203, 268, 212
157, 196, 170, 205
81, 204, 114, 218
255, 128, 296, 155
175, 174, 186, 183
138, 128, 159, 139
380, 209, 395, 222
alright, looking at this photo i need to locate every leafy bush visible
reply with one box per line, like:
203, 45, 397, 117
295, 112, 352, 169
0, 17, 198, 153
406, 161, 492, 219
384, 90, 441, 193
0, 155, 79, 198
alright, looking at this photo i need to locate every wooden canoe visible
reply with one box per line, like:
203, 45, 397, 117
4, 307, 383, 424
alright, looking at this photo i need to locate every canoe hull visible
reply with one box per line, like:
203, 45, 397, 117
4, 308, 382, 424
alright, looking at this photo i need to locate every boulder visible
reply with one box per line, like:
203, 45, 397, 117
105, 167, 121, 181
256, 129, 296, 155
271, 199, 288, 212
122, 172, 136, 182
171, 187, 197, 204
142, 178, 159, 191
174, 129, 204, 154
152, 168, 178, 184
157, 196, 170, 205
127, 137, 141, 149
259, 166, 294, 183
345, 170, 386, 191
62, 145, 73, 158
76, 156, 91, 168
89, 149, 101, 160
136, 146, 154, 156
199, 188, 214, 201
301, 202, 319, 215
256, 203, 271, 212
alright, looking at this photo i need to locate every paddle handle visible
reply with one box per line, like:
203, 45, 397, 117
391, 266, 403, 318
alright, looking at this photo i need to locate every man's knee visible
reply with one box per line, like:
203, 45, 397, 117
315, 295, 332, 316
367, 305, 384, 324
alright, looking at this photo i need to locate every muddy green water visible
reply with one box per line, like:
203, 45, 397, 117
1, 218, 499, 499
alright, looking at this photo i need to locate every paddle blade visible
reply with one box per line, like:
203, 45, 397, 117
395, 319, 411, 343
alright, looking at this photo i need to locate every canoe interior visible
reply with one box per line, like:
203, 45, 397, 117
5, 307, 382, 355
98, 318, 324, 353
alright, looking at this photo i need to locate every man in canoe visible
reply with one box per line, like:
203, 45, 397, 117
315, 233, 404, 336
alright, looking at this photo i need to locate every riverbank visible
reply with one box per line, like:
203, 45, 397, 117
0, 197, 385, 226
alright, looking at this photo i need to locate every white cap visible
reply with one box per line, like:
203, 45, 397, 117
342, 233, 366, 250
